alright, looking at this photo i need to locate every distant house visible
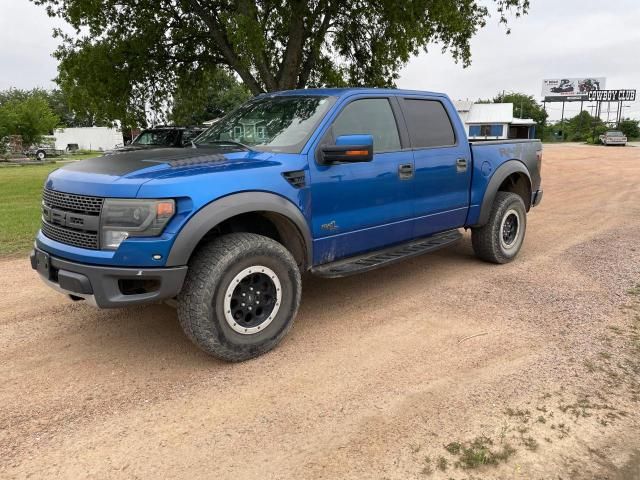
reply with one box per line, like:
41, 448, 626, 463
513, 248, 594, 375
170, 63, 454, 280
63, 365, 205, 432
454, 101, 537, 140
53, 127, 124, 151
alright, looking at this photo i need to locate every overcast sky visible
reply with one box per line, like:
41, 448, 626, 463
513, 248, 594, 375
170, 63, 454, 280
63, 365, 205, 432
1, 0, 639, 121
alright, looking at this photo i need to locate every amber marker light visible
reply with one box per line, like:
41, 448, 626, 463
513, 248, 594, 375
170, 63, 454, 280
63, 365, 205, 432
156, 201, 175, 217
345, 150, 369, 156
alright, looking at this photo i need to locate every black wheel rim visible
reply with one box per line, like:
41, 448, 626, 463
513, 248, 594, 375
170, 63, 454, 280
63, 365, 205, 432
502, 212, 519, 246
225, 269, 279, 332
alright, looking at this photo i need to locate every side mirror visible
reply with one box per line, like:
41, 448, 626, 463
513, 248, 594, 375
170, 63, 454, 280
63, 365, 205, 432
320, 134, 373, 164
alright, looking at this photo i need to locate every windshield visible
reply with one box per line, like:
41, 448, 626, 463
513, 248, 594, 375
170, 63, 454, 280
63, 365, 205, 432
133, 129, 179, 146
196, 95, 335, 153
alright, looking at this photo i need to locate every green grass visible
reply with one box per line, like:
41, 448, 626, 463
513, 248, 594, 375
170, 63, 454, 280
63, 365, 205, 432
0, 162, 80, 256
627, 284, 640, 296
453, 436, 516, 469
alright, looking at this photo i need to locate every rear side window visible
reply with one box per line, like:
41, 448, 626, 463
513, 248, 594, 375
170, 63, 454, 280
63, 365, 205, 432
402, 99, 456, 148
332, 98, 401, 152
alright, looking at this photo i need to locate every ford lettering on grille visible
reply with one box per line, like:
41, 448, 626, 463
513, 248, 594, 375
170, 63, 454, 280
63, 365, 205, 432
41, 189, 103, 249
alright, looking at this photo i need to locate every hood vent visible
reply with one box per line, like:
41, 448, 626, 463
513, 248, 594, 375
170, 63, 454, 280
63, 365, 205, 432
170, 153, 227, 167
282, 170, 306, 188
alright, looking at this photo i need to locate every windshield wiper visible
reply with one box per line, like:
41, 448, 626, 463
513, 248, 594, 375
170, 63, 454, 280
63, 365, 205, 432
199, 140, 255, 151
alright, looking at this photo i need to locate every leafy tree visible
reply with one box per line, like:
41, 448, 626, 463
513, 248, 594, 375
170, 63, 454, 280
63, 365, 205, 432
0, 90, 59, 146
492, 92, 547, 138
47, 88, 108, 127
32, 0, 530, 125
561, 110, 592, 141
170, 69, 251, 125
618, 118, 640, 139
0, 88, 104, 128
544, 111, 606, 142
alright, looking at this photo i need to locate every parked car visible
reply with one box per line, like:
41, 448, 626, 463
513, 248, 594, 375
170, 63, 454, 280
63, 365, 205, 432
599, 130, 627, 146
31, 88, 543, 361
111, 126, 206, 152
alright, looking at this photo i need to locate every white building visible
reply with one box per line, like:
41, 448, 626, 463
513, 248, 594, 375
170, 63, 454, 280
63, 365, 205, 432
53, 127, 124, 151
454, 101, 537, 140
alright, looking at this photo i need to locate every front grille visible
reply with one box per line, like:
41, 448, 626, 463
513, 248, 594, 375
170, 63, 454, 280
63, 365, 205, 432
43, 188, 103, 214
41, 189, 103, 249
41, 221, 99, 250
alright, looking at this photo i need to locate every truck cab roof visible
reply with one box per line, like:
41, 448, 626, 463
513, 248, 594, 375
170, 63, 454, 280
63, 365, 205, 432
258, 87, 446, 98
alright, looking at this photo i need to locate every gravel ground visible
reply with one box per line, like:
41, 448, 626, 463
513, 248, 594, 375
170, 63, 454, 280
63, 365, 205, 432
1, 144, 639, 479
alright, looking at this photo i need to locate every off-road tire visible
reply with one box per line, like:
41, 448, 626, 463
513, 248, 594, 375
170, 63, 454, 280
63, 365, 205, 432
471, 191, 527, 264
177, 233, 301, 361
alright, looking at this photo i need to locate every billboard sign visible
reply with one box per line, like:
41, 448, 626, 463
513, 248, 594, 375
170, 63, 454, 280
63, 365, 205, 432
587, 89, 636, 102
542, 77, 606, 102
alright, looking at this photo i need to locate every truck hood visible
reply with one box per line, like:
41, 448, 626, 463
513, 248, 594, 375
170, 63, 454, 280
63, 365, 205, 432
45, 147, 276, 197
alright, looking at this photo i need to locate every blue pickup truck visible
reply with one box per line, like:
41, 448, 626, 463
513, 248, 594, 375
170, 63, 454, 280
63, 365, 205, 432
31, 88, 542, 361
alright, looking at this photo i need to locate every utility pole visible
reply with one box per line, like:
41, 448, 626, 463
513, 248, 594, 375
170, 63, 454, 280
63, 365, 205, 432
591, 101, 601, 142
579, 100, 584, 136
560, 100, 566, 141
541, 100, 546, 139
520, 98, 523, 118
616, 101, 623, 127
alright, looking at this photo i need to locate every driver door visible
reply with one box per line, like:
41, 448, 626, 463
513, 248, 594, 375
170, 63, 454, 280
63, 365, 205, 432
308, 96, 415, 265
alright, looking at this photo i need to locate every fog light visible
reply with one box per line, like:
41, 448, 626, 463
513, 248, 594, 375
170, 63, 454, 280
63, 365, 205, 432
152, 254, 162, 260
103, 231, 129, 249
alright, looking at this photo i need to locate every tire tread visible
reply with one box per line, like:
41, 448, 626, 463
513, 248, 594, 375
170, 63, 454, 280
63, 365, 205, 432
177, 233, 301, 361
471, 191, 526, 264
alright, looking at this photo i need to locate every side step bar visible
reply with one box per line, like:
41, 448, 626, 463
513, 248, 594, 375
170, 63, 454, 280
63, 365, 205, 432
311, 229, 462, 278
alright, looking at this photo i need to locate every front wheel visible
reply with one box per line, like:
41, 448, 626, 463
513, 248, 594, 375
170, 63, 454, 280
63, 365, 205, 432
471, 192, 527, 264
36, 149, 46, 161
177, 233, 301, 361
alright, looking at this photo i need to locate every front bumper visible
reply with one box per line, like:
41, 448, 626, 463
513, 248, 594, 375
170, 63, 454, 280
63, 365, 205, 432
531, 188, 543, 207
30, 247, 187, 308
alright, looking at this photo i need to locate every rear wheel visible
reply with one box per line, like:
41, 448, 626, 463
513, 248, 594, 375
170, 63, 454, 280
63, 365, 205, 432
177, 233, 301, 361
471, 192, 527, 264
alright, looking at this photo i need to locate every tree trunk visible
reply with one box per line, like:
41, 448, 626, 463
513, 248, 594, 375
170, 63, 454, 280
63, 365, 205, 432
276, 1, 307, 90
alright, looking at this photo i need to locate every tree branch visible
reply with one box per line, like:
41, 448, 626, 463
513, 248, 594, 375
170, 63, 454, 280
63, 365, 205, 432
189, 0, 264, 94
297, 2, 335, 89
237, 0, 278, 91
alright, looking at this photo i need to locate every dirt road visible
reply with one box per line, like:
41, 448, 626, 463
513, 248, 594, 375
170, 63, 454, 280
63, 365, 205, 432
2, 144, 640, 479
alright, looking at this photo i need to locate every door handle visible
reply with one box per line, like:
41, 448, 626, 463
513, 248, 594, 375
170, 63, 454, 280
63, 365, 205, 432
398, 163, 414, 180
456, 158, 468, 173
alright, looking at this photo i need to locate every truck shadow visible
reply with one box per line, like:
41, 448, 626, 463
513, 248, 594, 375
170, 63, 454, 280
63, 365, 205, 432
69, 238, 479, 368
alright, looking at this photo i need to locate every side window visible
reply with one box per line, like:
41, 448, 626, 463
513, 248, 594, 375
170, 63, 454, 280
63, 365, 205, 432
469, 124, 504, 137
402, 99, 456, 148
332, 98, 401, 152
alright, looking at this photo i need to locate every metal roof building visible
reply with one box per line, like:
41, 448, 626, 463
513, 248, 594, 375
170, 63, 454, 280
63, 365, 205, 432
454, 102, 537, 140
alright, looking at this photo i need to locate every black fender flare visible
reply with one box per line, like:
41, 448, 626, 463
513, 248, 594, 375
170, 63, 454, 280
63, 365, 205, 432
475, 160, 531, 227
165, 192, 312, 267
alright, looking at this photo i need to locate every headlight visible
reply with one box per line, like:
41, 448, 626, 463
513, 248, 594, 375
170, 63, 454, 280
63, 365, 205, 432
101, 199, 175, 250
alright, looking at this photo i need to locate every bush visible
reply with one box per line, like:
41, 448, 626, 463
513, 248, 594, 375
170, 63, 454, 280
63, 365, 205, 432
0, 91, 59, 146
619, 119, 639, 139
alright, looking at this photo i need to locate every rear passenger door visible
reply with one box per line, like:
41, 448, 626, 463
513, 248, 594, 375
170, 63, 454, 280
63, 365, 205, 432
400, 97, 472, 237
